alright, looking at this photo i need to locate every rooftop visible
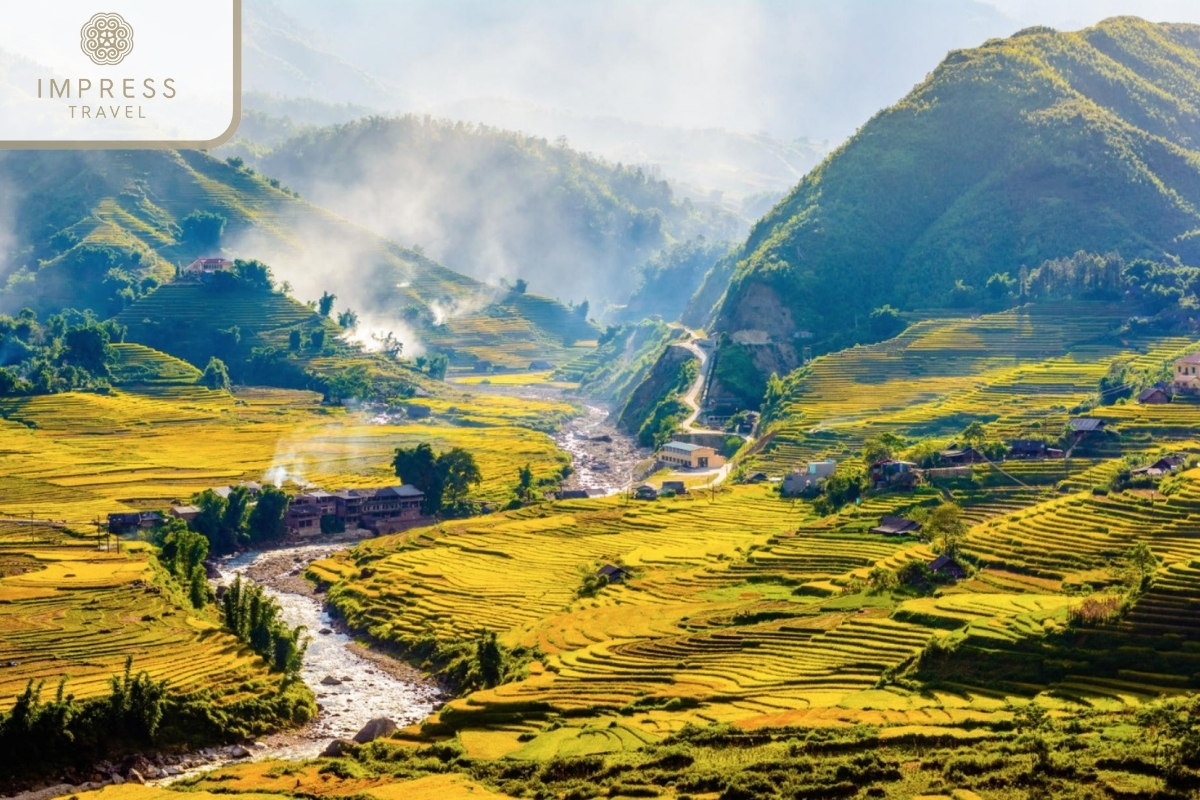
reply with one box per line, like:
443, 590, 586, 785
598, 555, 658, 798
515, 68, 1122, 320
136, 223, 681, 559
663, 441, 705, 452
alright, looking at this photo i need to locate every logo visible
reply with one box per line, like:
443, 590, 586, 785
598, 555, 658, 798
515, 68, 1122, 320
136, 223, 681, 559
80, 12, 134, 66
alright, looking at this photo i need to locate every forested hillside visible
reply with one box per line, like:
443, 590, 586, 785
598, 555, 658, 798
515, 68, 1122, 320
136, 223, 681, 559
711, 17, 1200, 390
227, 116, 741, 307
0, 149, 476, 318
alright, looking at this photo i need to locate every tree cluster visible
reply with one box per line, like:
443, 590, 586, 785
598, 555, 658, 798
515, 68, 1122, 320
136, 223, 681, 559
393, 443, 482, 517
222, 575, 307, 679
0, 309, 125, 396
0, 659, 168, 778
191, 484, 290, 555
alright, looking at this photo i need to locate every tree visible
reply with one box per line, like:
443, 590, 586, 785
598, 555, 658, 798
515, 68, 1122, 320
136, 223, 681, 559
439, 448, 482, 510
63, 324, 113, 377
925, 502, 967, 558
862, 433, 902, 465
337, 309, 359, 330
309, 329, 326, 351
513, 463, 535, 505
394, 443, 443, 515
201, 357, 230, 391
232, 259, 274, 290
575, 299, 590, 320
372, 331, 403, 358
157, 518, 210, 608
425, 353, 449, 381
1124, 542, 1158, 590
288, 329, 301, 351
179, 210, 226, 249
323, 364, 372, 404
247, 485, 289, 542
986, 271, 1017, 301
513, 278, 528, 294
394, 444, 482, 515
318, 292, 336, 317
222, 485, 252, 547
476, 630, 503, 688
867, 565, 897, 594
192, 489, 231, 553
868, 305, 905, 339
961, 421, 986, 447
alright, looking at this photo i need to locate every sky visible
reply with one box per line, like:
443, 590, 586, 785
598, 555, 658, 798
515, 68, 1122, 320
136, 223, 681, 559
250, 0, 1200, 144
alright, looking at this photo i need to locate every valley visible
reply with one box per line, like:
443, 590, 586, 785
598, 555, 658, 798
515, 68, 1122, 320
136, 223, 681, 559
6, 11, 1200, 800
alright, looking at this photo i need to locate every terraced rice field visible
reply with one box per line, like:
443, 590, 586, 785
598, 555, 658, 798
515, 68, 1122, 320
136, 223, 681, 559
313, 486, 1038, 751
0, 383, 572, 522
0, 522, 273, 711
748, 304, 1197, 474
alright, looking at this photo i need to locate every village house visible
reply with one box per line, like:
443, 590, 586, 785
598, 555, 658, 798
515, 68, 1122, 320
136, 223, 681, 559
528, 360, 555, 370
661, 480, 687, 495
928, 554, 966, 580
938, 446, 985, 466
634, 484, 658, 500
1009, 439, 1063, 459
597, 564, 630, 583
1137, 385, 1172, 405
170, 505, 200, 522
107, 511, 163, 534
285, 485, 425, 535
1173, 354, 1200, 392
657, 441, 726, 470
870, 459, 918, 489
183, 257, 234, 281
555, 489, 591, 500
214, 481, 262, 499
1132, 454, 1187, 478
782, 459, 837, 496
1068, 418, 1108, 434
871, 515, 922, 536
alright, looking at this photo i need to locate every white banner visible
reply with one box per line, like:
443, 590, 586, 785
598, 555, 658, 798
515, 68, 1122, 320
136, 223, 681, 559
0, 0, 240, 148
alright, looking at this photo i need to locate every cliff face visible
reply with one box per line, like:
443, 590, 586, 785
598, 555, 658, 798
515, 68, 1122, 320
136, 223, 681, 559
616, 343, 697, 436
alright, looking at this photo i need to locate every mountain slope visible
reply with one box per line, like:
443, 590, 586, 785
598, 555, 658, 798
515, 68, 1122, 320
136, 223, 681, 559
711, 17, 1200, 388
228, 116, 741, 307
0, 149, 608, 380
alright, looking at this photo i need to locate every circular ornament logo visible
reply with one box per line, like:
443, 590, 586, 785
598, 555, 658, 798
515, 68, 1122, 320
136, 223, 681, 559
80, 12, 134, 66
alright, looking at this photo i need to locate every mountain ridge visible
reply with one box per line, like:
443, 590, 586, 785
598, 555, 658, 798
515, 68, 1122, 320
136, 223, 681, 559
706, 16, 1200, 400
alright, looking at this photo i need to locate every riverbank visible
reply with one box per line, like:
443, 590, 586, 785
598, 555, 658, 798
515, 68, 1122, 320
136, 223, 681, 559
216, 544, 443, 760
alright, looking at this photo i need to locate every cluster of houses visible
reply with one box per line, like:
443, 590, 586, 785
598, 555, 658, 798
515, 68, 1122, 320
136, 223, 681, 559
1126, 353, 1200, 404
110, 480, 427, 536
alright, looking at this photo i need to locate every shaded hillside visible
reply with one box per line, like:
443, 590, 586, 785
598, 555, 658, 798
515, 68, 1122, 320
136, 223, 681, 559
232, 116, 741, 305
422, 290, 601, 372
555, 321, 684, 410
0, 149, 477, 321
618, 237, 733, 323
712, 17, 1200, 389
0, 149, 605, 377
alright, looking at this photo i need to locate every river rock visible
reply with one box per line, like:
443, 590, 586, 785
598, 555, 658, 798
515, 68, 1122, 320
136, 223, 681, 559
228, 745, 251, 759
320, 675, 342, 685
319, 628, 332, 635
353, 717, 397, 743
126, 770, 145, 785
321, 738, 356, 757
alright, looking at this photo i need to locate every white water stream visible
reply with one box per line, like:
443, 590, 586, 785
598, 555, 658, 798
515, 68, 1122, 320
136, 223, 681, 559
216, 545, 443, 761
